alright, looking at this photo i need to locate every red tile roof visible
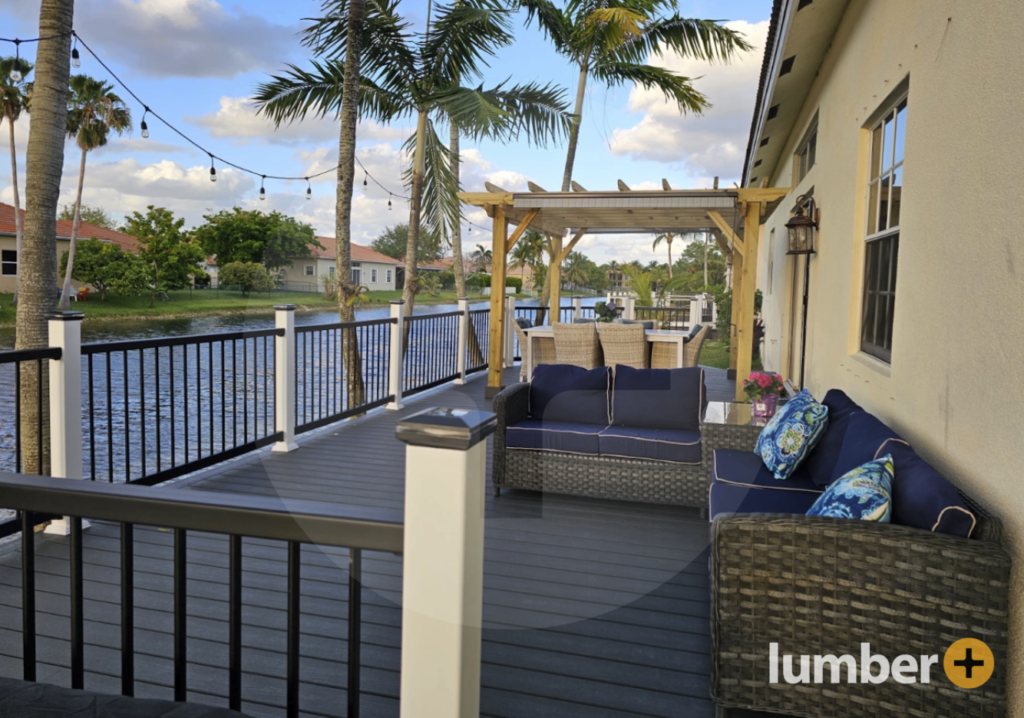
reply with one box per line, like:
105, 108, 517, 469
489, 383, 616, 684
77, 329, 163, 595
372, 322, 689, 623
0, 202, 139, 252
311, 236, 401, 265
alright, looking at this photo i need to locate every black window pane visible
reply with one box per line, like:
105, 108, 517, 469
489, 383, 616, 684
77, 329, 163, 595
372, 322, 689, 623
1, 264, 16, 276
1, 250, 16, 262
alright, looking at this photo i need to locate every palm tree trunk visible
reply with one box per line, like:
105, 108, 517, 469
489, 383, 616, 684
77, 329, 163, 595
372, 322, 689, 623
18, 0, 74, 475
703, 231, 709, 287
336, 0, 367, 408
402, 109, 428, 349
58, 147, 86, 310
560, 62, 589, 193
449, 121, 484, 367
667, 238, 673, 279
9, 118, 23, 305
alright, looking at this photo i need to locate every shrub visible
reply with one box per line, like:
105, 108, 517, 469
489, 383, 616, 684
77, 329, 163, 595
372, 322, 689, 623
218, 262, 276, 295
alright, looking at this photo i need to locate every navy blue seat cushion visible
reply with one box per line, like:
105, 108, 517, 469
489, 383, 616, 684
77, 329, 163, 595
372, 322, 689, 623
529, 364, 610, 424
887, 443, 977, 537
803, 389, 866, 487
712, 449, 821, 494
830, 412, 908, 484
709, 482, 819, 520
505, 419, 603, 455
610, 365, 705, 431
598, 426, 701, 464
687, 323, 703, 340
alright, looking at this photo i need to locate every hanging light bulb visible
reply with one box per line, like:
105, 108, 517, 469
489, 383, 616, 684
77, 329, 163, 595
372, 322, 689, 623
306, 178, 311, 201
468, 224, 472, 234
363, 172, 368, 189
10, 42, 22, 83
71, 45, 81, 68
209, 155, 217, 182
140, 108, 149, 139
259, 176, 266, 201
388, 194, 392, 211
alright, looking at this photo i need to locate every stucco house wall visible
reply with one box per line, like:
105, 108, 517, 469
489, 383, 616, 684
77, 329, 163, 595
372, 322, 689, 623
754, 0, 1024, 707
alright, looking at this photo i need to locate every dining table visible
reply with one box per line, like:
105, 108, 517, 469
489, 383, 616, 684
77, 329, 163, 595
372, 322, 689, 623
521, 325, 690, 381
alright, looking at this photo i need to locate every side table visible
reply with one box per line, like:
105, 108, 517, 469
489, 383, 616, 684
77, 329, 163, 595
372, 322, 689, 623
702, 401, 767, 479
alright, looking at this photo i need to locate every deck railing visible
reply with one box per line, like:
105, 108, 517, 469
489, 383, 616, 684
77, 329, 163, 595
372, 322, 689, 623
403, 311, 461, 396
635, 305, 691, 330
467, 309, 490, 374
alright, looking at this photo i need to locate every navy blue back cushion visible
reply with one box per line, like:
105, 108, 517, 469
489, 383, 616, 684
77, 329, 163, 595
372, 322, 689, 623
529, 364, 610, 424
830, 412, 906, 485
611, 366, 705, 432
887, 443, 976, 537
803, 389, 865, 487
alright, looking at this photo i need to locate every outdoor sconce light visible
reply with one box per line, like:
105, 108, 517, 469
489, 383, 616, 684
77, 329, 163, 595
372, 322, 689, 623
785, 194, 819, 255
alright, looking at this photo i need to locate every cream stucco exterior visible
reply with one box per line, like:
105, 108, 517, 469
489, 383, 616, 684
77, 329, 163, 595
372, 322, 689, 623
277, 256, 397, 292
0, 236, 86, 294
753, 0, 1024, 709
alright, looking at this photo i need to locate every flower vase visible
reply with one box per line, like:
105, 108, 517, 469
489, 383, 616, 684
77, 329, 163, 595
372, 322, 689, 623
752, 394, 779, 422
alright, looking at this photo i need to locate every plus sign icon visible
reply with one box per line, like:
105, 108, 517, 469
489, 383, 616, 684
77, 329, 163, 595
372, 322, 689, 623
944, 638, 995, 689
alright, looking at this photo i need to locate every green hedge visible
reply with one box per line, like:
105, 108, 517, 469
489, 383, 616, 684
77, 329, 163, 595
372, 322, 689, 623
472, 274, 522, 291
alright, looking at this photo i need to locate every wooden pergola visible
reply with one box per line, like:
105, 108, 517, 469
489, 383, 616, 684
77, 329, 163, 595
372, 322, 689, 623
458, 181, 790, 401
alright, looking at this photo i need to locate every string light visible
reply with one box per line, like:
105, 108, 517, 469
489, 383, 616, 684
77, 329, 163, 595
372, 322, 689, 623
388, 194, 392, 210
10, 40, 22, 82
140, 107, 149, 138
363, 173, 368, 189
306, 178, 311, 200
259, 176, 266, 201
209, 154, 217, 182
71, 37, 80, 68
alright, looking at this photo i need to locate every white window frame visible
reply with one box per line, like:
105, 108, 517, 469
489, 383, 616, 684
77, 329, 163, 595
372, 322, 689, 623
386, 269, 393, 284
370, 268, 378, 284
1, 249, 17, 277
304, 265, 314, 277
860, 90, 907, 364
328, 266, 336, 275
794, 115, 818, 184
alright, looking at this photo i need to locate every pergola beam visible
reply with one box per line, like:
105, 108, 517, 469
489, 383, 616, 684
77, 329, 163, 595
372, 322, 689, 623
734, 200, 763, 401
505, 209, 540, 253
707, 210, 740, 252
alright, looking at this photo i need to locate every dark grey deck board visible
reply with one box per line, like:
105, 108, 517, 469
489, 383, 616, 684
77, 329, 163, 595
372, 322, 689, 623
0, 366, 770, 718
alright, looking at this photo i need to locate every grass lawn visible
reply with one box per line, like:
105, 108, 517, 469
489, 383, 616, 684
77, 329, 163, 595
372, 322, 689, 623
0, 288, 497, 326
700, 338, 764, 372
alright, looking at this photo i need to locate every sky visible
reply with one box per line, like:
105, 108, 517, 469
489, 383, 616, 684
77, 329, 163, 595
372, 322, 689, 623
0, 0, 771, 266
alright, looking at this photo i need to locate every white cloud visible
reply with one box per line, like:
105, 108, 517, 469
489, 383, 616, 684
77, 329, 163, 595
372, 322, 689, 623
70, 0, 302, 78
610, 20, 769, 183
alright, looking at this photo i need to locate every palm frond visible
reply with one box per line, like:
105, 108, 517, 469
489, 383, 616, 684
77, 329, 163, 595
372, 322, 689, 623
402, 121, 462, 243
582, 6, 647, 53
616, 16, 752, 64
422, 0, 514, 87
300, 0, 418, 79
591, 60, 707, 114
517, 0, 577, 58
434, 81, 573, 146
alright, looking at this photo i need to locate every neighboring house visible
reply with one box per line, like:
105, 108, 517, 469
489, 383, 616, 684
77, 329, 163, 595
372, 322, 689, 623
0, 202, 139, 294
277, 237, 400, 291
507, 261, 538, 292
606, 268, 626, 290
745, 0, 1024, 688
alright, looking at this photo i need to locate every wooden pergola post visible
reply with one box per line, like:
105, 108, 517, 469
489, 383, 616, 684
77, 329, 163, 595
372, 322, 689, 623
486, 206, 508, 398
549, 235, 563, 324
734, 200, 763, 401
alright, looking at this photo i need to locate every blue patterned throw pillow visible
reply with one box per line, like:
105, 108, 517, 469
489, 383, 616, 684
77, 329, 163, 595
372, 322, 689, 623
754, 389, 829, 479
807, 454, 894, 522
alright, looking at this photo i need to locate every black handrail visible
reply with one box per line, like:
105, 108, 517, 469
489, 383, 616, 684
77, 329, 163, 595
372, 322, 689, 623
0, 347, 62, 363
295, 317, 397, 334
3, 472, 402, 714
80, 327, 283, 354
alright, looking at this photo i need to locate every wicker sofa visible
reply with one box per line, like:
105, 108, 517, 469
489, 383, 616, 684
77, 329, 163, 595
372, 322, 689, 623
709, 389, 1011, 718
492, 363, 708, 506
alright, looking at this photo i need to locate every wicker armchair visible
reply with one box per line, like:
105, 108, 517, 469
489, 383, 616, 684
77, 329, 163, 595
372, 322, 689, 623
513, 320, 555, 381
553, 322, 603, 369
651, 324, 709, 369
597, 323, 649, 369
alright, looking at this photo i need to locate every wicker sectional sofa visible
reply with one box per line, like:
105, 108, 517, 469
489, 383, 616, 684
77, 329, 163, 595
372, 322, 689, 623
492, 364, 708, 507
709, 389, 1011, 718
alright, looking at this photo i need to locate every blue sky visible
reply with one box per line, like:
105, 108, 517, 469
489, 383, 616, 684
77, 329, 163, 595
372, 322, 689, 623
0, 0, 771, 264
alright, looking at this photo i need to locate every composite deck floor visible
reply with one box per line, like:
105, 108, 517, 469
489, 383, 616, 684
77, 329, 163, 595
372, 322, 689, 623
0, 366, 770, 718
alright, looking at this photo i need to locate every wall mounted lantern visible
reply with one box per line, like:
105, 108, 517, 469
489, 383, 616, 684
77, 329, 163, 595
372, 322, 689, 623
785, 194, 819, 255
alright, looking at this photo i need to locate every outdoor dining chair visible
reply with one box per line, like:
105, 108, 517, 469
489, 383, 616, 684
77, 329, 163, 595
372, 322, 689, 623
597, 323, 649, 369
651, 324, 710, 368
513, 318, 556, 381
552, 322, 603, 370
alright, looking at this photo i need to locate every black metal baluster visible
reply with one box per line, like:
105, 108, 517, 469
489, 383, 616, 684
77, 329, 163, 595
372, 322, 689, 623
170, 348, 176, 468
121, 523, 134, 696
107, 352, 113, 481
14, 362, 20, 472
36, 359, 42, 475
319, 329, 324, 422
88, 355, 95, 480
124, 351, 130, 481
195, 344, 201, 459
70, 516, 84, 689
287, 541, 301, 718
263, 336, 268, 439
348, 548, 362, 718
232, 339, 237, 448
174, 528, 187, 702
21, 511, 35, 681
139, 350, 146, 479
209, 342, 214, 455
155, 348, 161, 474
229, 534, 242, 711
220, 342, 226, 453
183, 345, 189, 464
243, 337, 248, 443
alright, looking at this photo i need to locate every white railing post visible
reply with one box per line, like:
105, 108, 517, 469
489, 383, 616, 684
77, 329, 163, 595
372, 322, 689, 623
454, 297, 469, 385
689, 296, 701, 330
272, 304, 298, 453
624, 296, 636, 320
387, 300, 405, 411
45, 311, 85, 536
396, 407, 495, 718
572, 295, 582, 321
504, 295, 516, 368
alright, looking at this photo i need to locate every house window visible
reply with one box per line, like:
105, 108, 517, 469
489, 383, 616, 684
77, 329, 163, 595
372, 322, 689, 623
386, 269, 393, 284
370, 268, 378, 283
795, 119, 817, 183
1, 250, 17, 276
861, 94, 907, 363
328, 266, 335, 275
304, 265, 314, 276
351, 264, 361, 284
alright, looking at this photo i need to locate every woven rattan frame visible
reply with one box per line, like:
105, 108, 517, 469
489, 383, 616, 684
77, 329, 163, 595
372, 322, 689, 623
598, 323, 650, 369
651, 324, 709, 369
553, 323, 603, 370
514, 322, 556, 381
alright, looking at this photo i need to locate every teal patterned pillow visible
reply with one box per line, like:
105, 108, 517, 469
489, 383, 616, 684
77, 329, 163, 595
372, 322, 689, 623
807, 454, 894, 522
754, 389, 829, 479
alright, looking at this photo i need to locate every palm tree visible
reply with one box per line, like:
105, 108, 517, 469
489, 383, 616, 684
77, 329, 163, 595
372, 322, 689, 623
1, 56, 32, 305
18, 0, 74, 474
58, 75, 131, 309
563, 250, 589, 290
471, 243, 493, 273
255, 0, 570, 325
509, 228, 545, 292
621, 262, 687, 308
522, 0, 750, 316
652, 232, 674, 278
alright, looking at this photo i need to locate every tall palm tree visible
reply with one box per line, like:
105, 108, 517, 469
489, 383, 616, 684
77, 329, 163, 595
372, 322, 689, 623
563, 250, 588, 289
18, 0, 74, 475
471, 243, 492, 273
255, 0, 571, 325
58, 75, 131, 309
509, 228, 545, 291
621, 262, 687, 308
522, 0, 750, 314
652, 232, 674, 278
1, 56, 33, 305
